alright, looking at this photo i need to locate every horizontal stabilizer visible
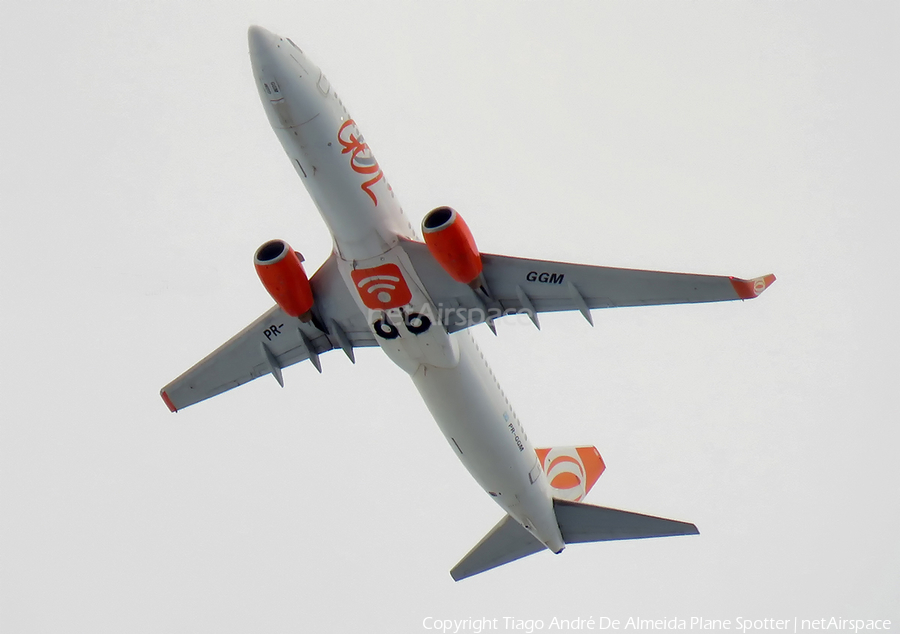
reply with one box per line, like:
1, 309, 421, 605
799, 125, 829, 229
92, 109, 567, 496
450, 501, 697, 581
450, 514, 545, 581
554, 499, 699, 542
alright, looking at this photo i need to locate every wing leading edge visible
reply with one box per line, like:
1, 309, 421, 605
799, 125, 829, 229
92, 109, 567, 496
401, 239, 775, 332
160, 253, 377, 412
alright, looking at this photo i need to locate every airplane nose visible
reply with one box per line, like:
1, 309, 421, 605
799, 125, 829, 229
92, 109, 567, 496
248, 25, 277, 56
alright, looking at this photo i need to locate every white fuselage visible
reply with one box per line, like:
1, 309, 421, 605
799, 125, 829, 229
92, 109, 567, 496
248, 26, 564, 553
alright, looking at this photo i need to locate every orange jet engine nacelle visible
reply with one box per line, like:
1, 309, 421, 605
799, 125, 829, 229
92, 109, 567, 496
421, 206, 483, 286
254, 239, 315, 320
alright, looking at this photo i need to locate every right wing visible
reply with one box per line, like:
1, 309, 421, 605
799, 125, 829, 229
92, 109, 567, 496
160, 253, 376, 412
401, 240, 775, 330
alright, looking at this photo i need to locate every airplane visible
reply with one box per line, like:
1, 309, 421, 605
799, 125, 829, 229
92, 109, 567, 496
160, 26, 775, 581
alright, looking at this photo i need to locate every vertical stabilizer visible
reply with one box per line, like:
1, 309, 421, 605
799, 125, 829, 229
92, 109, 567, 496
534, 446, 605, 501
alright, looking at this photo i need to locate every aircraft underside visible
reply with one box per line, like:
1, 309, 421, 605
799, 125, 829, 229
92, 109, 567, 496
160, 25, 774, 579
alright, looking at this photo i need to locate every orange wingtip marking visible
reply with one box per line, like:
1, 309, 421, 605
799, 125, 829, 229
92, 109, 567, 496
161, 391, 177, 413
730, 273, 776, 300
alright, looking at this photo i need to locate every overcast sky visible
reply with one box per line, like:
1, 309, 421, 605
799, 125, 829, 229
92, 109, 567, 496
2, 2, 898, 632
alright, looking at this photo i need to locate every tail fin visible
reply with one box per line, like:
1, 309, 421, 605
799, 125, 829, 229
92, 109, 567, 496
534, 445, 605, 501
450, 501, 698, 581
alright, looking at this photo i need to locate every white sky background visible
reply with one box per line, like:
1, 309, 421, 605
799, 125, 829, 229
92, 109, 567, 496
1, 1, 898, 631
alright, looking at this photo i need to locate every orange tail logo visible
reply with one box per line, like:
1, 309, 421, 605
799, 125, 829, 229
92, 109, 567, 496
534, 446, 606, 502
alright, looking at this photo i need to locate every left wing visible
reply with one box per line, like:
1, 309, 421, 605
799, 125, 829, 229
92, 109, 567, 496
160, 253, 376, 412
401, 240, 775, 331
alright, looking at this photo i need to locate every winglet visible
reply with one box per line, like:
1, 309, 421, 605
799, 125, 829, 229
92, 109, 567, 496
160, 390, 177, 413
729, 273, 776, 300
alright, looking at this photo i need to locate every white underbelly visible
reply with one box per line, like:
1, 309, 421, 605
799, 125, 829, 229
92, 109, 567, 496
410, 332, 564, 551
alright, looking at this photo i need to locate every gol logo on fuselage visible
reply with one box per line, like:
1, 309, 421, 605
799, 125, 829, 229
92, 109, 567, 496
338, 119, 384, 206
351, 263, 412, 310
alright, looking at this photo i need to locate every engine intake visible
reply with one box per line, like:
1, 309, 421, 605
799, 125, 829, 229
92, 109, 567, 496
421, 206, 483, 285
254, 239, 314, 320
